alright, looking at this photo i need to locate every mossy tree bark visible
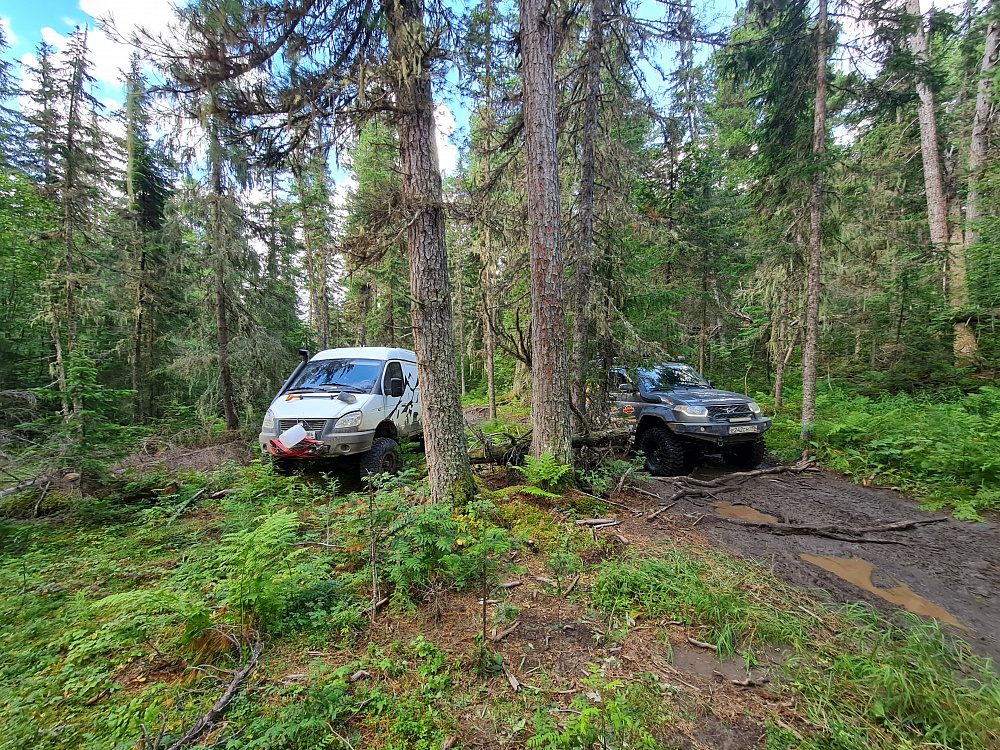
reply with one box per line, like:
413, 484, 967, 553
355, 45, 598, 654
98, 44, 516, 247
385, 0, 476, 503
520, 0, 574, 465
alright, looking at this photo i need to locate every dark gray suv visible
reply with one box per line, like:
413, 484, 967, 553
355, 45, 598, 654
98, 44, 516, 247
610, 363, 772, 476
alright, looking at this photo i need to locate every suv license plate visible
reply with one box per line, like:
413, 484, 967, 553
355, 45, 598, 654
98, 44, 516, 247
729, 425, 758, 435
305, 430, 317, 440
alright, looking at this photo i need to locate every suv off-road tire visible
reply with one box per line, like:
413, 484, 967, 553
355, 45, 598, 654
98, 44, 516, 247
360, 437, 401, 476
640, 428, 692, 477
722, 436, 766, 471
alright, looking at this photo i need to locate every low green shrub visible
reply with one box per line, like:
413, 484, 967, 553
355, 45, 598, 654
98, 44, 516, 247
763, 384, 1000, 518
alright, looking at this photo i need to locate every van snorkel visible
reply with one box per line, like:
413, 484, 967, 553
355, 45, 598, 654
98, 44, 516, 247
277, 349, 310, 397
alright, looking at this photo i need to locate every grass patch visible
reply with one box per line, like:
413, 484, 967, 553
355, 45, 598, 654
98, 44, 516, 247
3, 460, 999, 749
591, 549, 811, 654
761, 383, 1000, 519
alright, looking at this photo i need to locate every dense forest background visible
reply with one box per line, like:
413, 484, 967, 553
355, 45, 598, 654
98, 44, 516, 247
1, 0, 999, 511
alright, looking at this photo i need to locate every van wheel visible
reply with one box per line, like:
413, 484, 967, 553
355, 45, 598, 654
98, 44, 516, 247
722, 436, 766, 471
360, 438, 401, 476
640, 428, 691, 477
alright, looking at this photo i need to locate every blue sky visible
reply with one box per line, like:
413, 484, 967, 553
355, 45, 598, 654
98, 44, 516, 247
0, 0, 736, 178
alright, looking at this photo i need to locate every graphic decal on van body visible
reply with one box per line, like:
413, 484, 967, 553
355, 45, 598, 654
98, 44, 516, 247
385, 371, 421, 435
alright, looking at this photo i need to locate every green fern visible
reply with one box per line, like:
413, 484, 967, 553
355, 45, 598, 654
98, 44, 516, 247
513, 452, 572, 492
220, 508, 304, 626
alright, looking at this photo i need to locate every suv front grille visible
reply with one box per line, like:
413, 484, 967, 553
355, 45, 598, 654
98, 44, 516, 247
278, 419, 328, 434
707, 404, 752, 421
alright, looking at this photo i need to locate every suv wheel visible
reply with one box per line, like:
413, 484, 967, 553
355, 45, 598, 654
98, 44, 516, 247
360, 437, 401, 476
722, 436, 766, 471
640, 428, 692, 477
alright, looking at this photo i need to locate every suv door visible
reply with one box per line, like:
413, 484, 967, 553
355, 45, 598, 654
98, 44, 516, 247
609, 368, 642, 428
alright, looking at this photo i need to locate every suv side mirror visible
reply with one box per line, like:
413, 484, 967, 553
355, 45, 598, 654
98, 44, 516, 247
389, 378, 405, 398
619, 383, 636, 393
707, 380, 715, 388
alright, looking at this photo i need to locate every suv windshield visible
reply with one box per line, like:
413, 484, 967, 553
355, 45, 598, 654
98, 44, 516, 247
289, 359, 382, 392
638, 364, 709, 391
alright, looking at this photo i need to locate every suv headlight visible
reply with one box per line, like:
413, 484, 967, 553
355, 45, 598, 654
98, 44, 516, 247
674, 404, 708, 418
262, 409, 275, 433
334, 411, 363, 430
748, 401, 762, 415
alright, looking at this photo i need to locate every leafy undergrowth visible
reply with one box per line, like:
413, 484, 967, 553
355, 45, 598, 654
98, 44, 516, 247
1, 460, 998, 750
762, 383, 1000, 519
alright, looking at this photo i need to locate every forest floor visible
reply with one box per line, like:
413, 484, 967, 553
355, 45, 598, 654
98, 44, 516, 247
2, 424, 999, 749
638, 459, 1000, 661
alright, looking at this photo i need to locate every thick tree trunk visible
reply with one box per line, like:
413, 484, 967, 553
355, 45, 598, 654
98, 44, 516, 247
355, 281, 372, 346
773, 287, 789, 410
483, 227, 497, 421
457, 240, 466, 397
571, 0, 604, 431
385, 0, 475, 503
967, 12, 999, 249
62, 57, 82, 421
907, 0, 973, 363
209, 119, 239, 431
520, 0, 574, 465
801, 0, 828, 441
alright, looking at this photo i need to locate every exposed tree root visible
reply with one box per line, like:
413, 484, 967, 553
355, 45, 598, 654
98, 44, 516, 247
646, 460, 816, 521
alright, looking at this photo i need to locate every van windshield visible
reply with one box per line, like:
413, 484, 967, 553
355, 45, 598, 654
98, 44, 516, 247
288, 359, 383, 393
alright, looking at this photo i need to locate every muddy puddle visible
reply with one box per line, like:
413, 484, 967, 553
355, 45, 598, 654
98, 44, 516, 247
800, 554, 968, 630
711, 502, 778, 524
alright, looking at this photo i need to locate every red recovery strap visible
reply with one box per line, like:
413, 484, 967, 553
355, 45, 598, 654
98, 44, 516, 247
267, 437, 326, 458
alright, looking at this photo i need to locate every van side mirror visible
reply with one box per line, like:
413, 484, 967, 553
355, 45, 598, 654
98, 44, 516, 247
389, 378, 404, 398
619, 383, 636, 393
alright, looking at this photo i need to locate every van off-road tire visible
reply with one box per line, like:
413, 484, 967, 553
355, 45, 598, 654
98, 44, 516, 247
722, 436, 766, 471
360, 437, 401, 476
640, 428, 692, 477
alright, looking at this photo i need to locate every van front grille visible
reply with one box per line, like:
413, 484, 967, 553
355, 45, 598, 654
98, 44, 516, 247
278, 419, 328, 434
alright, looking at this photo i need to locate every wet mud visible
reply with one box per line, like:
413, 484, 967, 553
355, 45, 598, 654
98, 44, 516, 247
799, 554, 968, 630
647, 460, 1000, 659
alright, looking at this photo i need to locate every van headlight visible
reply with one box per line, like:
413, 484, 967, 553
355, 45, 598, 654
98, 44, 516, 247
748, 401, 762, 415
674, 404, 708, 418
262, 409, 275, 433
334, 411, 363, 430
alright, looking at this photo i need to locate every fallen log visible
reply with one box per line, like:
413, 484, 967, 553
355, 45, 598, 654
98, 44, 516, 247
0, 476, 50, 501
706, 515, 948, 540
150, 629, 262, 750
574, 518, 616, 526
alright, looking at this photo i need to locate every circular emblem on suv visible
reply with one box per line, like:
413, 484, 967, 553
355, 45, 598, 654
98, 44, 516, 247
623, 405, 635, 415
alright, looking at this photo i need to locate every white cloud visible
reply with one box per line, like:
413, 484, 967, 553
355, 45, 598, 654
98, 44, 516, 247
434, 102, 458, 175
1, 16, 19, 46
41, 27, 68, 50
77, 0, 179, 89
62, 17, 82, 28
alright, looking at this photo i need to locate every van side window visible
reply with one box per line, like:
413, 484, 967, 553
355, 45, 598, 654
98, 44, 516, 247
384, 361, 403, 393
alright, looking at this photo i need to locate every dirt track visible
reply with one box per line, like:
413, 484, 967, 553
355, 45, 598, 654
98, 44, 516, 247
642, 460, 1000, 660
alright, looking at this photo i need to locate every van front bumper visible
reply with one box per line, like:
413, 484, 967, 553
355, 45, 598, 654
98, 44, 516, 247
259, 430, 376, 457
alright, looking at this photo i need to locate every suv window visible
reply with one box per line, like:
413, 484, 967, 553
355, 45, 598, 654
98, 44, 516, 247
383, 361, 403, 394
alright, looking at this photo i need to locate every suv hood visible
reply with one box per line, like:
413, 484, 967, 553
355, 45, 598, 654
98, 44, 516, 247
268, 393, 375, 420
659, 388, 751, 406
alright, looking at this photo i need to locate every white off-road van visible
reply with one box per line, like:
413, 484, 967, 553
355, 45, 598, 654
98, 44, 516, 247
259, 347, 422, 474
